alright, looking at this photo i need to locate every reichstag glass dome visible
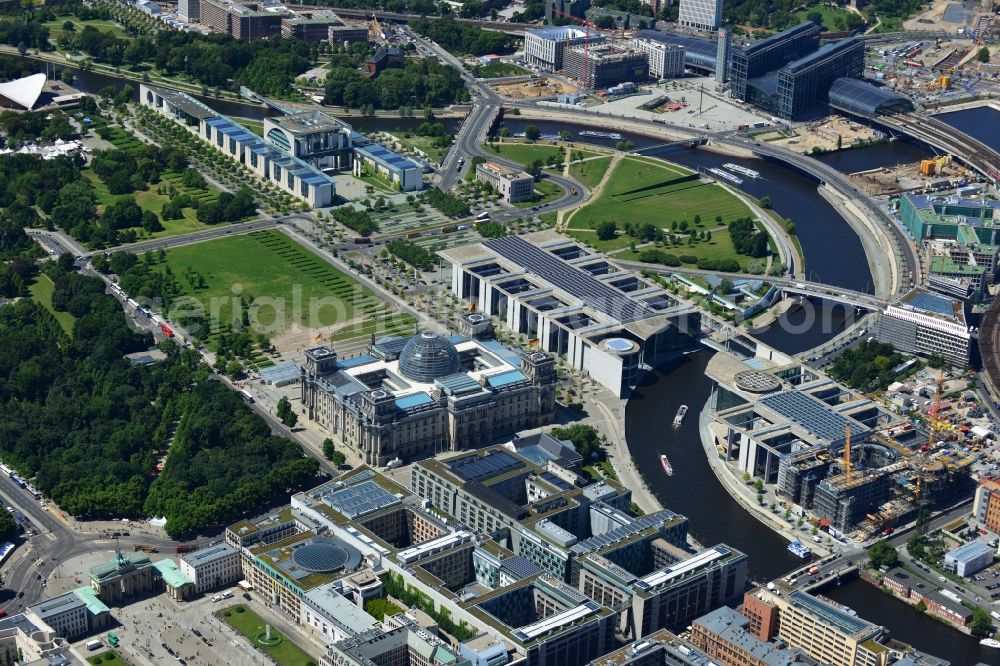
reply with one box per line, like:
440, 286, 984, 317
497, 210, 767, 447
398, 332, 461, 382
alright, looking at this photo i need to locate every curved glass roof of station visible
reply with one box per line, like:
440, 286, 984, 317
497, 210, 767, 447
828, 78, 914, 117
399, 333, 462, 383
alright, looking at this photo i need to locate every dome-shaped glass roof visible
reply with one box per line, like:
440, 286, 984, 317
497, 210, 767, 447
398, 333, 461, 382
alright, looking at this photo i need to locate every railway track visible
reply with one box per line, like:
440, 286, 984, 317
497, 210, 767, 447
979, 296, 1000, 401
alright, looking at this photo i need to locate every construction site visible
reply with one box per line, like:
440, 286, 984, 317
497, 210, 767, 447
492, 77, 579, 99
848, 153, 972, 196
705, 349, 985, 544
864, 30, 998, 105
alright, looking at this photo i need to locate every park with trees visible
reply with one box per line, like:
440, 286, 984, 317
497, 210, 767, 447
0, 262, 319, 536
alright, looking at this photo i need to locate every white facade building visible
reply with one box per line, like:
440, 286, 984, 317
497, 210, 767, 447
301, 582, 379, 644
678, 0, 723, 31
140, 83, 335, 207
475, 162, 535, 203
179, 544, 242, 593
524, 26, 603, 70
877, 288, 971, 366
439, 231, 701, 397
630, 39, 685, 79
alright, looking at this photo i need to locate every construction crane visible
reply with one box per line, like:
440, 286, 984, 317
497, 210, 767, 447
927, 369, 949, 449
913, 370, 949, 503
549, 7, 599, 90
369, 14, 385, 42
843, 425, 852, 484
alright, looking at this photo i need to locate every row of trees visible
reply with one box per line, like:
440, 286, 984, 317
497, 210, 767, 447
332, 207, 379, 236
829, 340, 907, 391
424, 187, 470, 218
386, 240, 436, 270
729, 217, 770, 258
0, 110, 75, 147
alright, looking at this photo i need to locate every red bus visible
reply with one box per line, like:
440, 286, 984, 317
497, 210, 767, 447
161, 323, 174, 338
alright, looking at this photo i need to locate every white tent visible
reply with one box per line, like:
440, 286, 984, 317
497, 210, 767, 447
0, 73, 46, 110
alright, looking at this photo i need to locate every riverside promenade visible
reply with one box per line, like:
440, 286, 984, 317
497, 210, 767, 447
697, 397, 839, 558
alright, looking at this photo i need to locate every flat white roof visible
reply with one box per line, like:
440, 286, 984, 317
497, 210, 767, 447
515, 603, 596, 640
0, 73, 45, 110
396, 530, 473, 564
637, 546, 729, 588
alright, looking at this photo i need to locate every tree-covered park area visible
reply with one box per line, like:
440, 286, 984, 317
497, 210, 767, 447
0, 263, 319, 536
828, 340, 908, 391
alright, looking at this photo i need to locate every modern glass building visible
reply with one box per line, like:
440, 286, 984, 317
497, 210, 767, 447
632, 30, 717, 74
731, 21, 821, 101
738, 35, 865, 119
774, 38, 865, 119
827, 77, 914, 117
677, 0, 722, 31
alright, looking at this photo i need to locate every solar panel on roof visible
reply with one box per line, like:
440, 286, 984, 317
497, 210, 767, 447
908, 292, 957, 318
539, 471, 572, 491
758, 391, 862, 443
324, 480, 400, 518
449, 450, 524, 482
484, 236, 660, 324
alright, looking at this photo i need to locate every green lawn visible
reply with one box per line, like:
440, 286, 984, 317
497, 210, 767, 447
29, 274, 76, 335
565, 157, 754, 252
44, 17, 130, 39
219, 605, 315, 666
616, 227, 742, 265
514, 178, 563, 208
569, 156, 612, 190
392, 133, 450, 163
154, 229, 395, 341
83, 169, 221, 241
793, 4, 862, 32
87, 652, 129, 666
484, 142, 564, 168
233, 117, 264, 137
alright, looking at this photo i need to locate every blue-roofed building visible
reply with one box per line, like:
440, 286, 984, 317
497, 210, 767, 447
300, 332, 556, 466
140, 83, 335, 207
878, 287, 970, 366
353, 143, 423, 191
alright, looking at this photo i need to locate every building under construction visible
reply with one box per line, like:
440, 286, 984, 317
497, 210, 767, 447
563, 43, 649, 90
706, 348, 975, 539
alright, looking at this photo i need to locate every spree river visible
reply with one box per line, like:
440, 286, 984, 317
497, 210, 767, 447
60, 65, 999, 662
